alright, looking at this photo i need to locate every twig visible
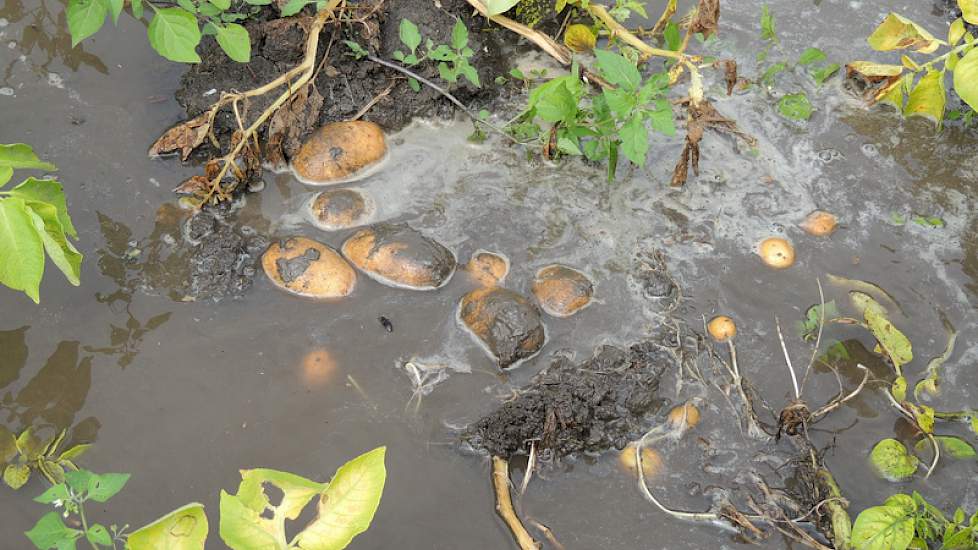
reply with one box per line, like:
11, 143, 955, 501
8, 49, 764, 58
800, 278, 826, 394
635, 428, 719, 522
349, 79, 396, 121
527, 519, 566, 550
775, 317, 801, 400
364, 55, 521, 144
491, 457, 541, 550
465, 0, 571, 65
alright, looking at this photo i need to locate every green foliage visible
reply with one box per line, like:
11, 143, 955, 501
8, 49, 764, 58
25, 447, 386, 550
852, 492, 978, 550
392, 19, 480, 90
63, 0, 316, 64
0, 144, 81, 303
849, 1, 978, 126
778, 93, 813, 120
869, 439, 919, 481
760, 5, 777, 43
797, 300, 837, 340
511, 52, 674, 180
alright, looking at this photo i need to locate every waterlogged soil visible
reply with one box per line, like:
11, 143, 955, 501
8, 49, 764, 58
2, 0, 978, 549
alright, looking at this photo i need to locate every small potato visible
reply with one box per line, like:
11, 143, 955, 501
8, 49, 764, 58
465, 251, 510, 287
618, 443, 664, 479
667, 402, 701, 431
301, 347, 337, 387
800, 210, 838, 237
291, 121, 387, 184
758, 237, 795, 269
707, 315, 736, 342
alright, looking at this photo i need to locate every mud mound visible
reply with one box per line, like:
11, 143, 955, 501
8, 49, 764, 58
175, 0, 512, 153
463, 342, 671, 459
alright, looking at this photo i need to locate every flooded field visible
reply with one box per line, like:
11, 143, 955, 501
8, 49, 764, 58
1, 0, 977, 548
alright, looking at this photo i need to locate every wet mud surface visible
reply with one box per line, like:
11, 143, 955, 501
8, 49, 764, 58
3, 0, 978, 548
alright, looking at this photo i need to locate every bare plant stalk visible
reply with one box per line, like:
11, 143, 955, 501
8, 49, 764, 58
810, 365, 869, 420
491, 457, 541, 550
464, 0, 572, 65
800, 278, 826, 393
586, 4, 681, 61
520, 442, 536, 496
775, 317, 801, 400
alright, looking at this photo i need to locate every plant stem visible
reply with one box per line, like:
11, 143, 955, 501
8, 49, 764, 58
76, 499, 98, 550
586, 4, 681, 61
919, 40, 974, 72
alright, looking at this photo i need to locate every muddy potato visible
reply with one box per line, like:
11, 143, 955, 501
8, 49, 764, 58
757, 237, 795, 269
667, 402, 701, 431
707, 315, 736, 342
458, 287, 546, 368
308, 188, 372, 230
531, 264, 594, 317
300, 347, 337, 387
465, 251, 509, 287
800, 210, 838, 237
262, 237, 356, 298
291, 121, 387, 184
618, 443, 664, 479
342, 223, 456, 290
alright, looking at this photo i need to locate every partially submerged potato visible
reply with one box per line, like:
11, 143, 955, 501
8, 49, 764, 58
308, 188, 372, 230
262, 237, 356, 298
758, 237, 796, 269
291, 121, 387, 184
800, 210, 838, 237
300, 347, 338, 387
465, 251, 510, 287
458, 287, 546, 368
707, 315, 736, 342
618, 443, 664, 479
531, 264, 594, 317
667, 402, 701, 432
341, 223, 456, 290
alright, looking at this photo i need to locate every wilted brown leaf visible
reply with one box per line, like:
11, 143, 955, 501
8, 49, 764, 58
845, 62, 905, 104
265, 83, 324, 171
172, 175, 211, 196
149, 113, 212, 161
689, 0, 720, 38
721, 60, 737, 95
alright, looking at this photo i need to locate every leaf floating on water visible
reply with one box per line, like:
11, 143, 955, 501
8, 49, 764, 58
913, 315, 956, 400
777, 93, 813, 121
870, 438, 918, 481
128, 503, 209, 550
850, 291, 913, 373
148, 113, 212, 161
845, 62, 905, 104
905, 403, 935, 434
891, 376, 907, 402
867, 13, 945, 54
913, 436, 977, 460
798, 300, 837, 340
829, 273, 905, 315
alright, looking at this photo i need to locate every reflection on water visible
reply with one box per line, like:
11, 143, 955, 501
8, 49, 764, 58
0, 0, 108, 80
0, 328, 100, 448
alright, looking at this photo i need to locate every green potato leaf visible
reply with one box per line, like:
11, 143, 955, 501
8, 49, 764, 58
451, 19, 468, 50
87, 472, 130, 502
25, 512, 83, 550
107, 0, 124, 24
147, 8, 202, 63
850, 291, 912, 372
399, 19, 421, 54
86, 524, 112, 546
778, 93, 813, 120
914, 435, 977, 459
219, 468, 326, 549
0, 198, 45, 303
486, 0, 520, 16
851, 504, 915, 550
870, 439, 918, 481
280, 0, 312, 16
960, 0, 978, 24
214, 23, 251, 62
867, 13, 944, 54
25, 202, 82, 286
953, 48, 978, 112
66, 0, 108, 47
7, 177, 77, 238
904, 69, 946, 123
127, 502, 208, 550
798, 47, 827, 65
619, 115, 648, 167
291, 446, 387, 550
34, 483, 70, 505
0, 144, 57, 172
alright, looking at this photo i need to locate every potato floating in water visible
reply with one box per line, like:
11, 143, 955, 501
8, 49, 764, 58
667, 402, 701, 431
465, 251, 510, 287
301, 347, 337, 387
342, 223, 457, 290
458, 287, 546, 369
618, 443, 664, 479
262, 237, 356, 299
308, 188, 373, 230
291, 121, 387, 184
707, 315, 736, 342
800, 210, 838, 237
758, 237, 795, 269
531, 264, 594, 318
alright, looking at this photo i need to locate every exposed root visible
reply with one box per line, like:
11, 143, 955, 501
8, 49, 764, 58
491, 456, 541, 550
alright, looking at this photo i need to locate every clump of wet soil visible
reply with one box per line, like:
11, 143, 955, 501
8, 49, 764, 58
176, 0, 516, 156
183, 207, 269, 300
463, 341, 672, 460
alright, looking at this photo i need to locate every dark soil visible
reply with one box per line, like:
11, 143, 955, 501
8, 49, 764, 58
175, 0, 516, 159
463, 341, 672, 460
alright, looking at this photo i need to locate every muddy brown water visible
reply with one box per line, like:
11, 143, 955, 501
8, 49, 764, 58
2, 0, 978, 548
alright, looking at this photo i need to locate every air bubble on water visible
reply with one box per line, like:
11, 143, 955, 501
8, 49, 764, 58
47, 73, 64, 89
0, 87, 13, 97
815, 148, 843, 163
0, 18, 8, 27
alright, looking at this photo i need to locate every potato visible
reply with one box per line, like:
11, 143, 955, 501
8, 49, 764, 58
758, 237, 795, 269
291, 121, 387, 184
707, 315, 736, 342
262, 237, 356, 298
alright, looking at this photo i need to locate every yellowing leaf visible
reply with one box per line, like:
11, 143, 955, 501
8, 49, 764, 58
846, 61, 905, 77
959, 0, 978, 24
292, 447, 387, 550
127, 503, 208, 550
869, 438, 918, 481
852, 504, 914, 550
953, 48, 978, 111
904, 69, 946, 123
867, 13, 945, 54
563, 24, 596, 52
850, 291, 912, 373
891, 376, 907, 402
949, 17, 966, 45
